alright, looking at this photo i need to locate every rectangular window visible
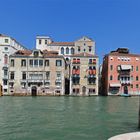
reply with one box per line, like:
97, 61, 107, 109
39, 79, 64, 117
39, 39, 41, 44
56, 71, 61, 80
136, 66, 138, 71
56, 60, 62, 66
4, 47, 8, 51
136, 76, 139, 81
136, 84, 139, 88
5, 39, 9, 43
39, 60, 43, 66
3, 80, 7, 85
110, 65, 113, 70
45, 60, 49, 66
4, 70, 8, 76
46, 71, 50, 80
34, 59, 38, 66
21, 59, 26, 67
29, 60, 33, 66
11, 59, 15, 67
45, 40, 47, 44
89, 59, 92, 64
10, 72, 14, 80
22, 72, 26, 80
131, 66, 133, 71
110, 75, 113, 80
131, 84, 133, 88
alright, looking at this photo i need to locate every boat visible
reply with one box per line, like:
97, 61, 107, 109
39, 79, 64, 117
120, 93, 131, 97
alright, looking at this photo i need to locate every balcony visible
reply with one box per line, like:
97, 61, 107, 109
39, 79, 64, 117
28, 79, 44, 83
120, 80, 131, 84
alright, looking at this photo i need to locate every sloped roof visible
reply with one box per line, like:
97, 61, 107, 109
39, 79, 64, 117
13, 50, 32, 56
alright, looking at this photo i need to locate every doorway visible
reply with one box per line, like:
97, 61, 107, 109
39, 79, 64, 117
31, 86, 37, 96
82, 86, 86, 95
124, 86, 128, 94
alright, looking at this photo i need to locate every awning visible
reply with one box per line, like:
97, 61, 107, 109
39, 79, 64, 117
121, 65, 131, 70
110, 83, 121, 87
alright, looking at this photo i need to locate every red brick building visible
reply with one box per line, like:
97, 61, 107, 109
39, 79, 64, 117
101, 48, 140, 95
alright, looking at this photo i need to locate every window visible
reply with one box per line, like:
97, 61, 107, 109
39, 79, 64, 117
10, 72, 14, 80
39, 60, 43, 66
39, 39, 41, 44
61, 47, 64, 54
136, 66, 138, 71
21, 59, 26, 67
5, 39, 9, 43
66, 48, 69, 54
4, 54, 8, 65
89, 88, 95, 93
4, 47, 8, 51
34, 59, 38, 66
3, 80, 7, 85
56, 71, 61, 80
136, 76, 139, 81
84, 48, 86, 52
34, 51, 39, 57
45, 60, 49, 66
110, 75, 113, 80
71, 48, 75, 54
29, 59, 33, 66
78, 46, 80, 52
45, 40, 47, 44
131, 66, 133, 71
136, 84, 139, 88
131, 76, 133, 81
110, 65, 113, 70
46, 71, 50, 80
131, 84, 133, 88
73, 88, 79, 94
118, 75, 120, 80
10, 59, 14, 67
89, 59, 92, 64
89, 46, 92, 52
56, 60, 62, 66
22, 72, 26, 80
4, 69, 8, 76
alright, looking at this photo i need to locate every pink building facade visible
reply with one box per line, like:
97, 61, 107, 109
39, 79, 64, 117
101, 48, 140, 95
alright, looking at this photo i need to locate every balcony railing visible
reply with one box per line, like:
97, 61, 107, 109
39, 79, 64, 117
120, 80, 131, 84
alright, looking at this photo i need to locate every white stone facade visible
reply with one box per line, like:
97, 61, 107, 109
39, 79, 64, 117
0, 34, 26, 95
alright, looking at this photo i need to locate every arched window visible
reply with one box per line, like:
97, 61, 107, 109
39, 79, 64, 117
66, 47, 69, 54
61, 47, 64, 54
4, 54, 8, 65
71, 48, 75, 54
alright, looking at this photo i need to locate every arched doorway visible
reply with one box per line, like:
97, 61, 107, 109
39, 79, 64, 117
124, 86, 128, 94
31, 86, 37, 96
82, 86, 86, 95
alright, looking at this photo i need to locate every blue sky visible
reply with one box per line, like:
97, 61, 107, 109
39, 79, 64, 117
0, 0, 140, 62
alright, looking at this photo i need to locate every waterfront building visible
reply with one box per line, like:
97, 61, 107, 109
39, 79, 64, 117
0, 34, 26, 95
70, 53, 98, 95
36, 36, 99, 95
8, 49, 66, 96
101, 48, 140, 95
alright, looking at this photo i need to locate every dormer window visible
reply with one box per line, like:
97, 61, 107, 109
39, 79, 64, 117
34, 51, 39, 57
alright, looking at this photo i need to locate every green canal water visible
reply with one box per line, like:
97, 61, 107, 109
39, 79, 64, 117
0, 96, 139, 140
